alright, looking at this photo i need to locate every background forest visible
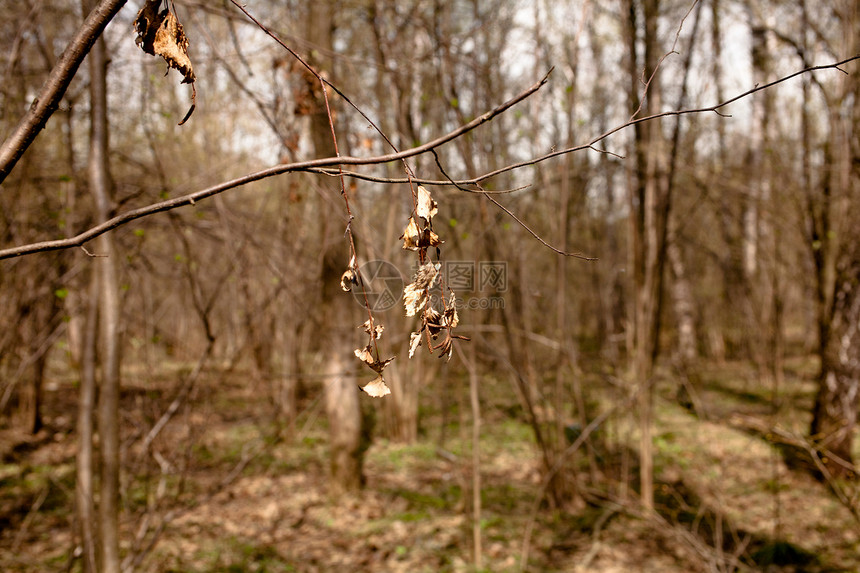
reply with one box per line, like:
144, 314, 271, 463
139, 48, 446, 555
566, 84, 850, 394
0, 0, 858, 571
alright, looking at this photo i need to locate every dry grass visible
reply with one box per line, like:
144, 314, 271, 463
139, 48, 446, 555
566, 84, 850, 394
1, 357, 859, 572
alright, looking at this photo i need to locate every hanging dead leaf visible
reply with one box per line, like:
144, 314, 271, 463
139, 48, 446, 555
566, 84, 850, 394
354, 345, 395, 374
361, 375, 391, 398
439, 336, 455, 360
403, 263, 440, 316
416, 262, 441, 289
424, 308, 443, 336
444, 293, 460, 328
416, 185, 438, 222
400, 218, 420, 251
422, 228, 443, 248
403, 283, 425, 317
135, 0, 197, 124
408, 331, 423, 358
360, 319, 384, 340
354, 346, 373, 364
341, 268, 359, 291
341, 255, 360, 291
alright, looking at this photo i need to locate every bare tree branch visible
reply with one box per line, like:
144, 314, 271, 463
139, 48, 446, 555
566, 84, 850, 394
0, 0, 128, 184
472, 55, 860, 185
0, 71, 551, 259
1, 56, 855, 261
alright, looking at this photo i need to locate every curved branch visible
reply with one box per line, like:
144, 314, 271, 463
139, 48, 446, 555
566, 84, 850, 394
0, 0, 129, 184
0, 71, 551, 259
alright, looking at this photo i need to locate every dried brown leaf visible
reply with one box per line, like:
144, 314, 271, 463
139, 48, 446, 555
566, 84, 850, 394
354, 346, 374, 364
408, 331, 422, 358
361, 319, 384, 340
403, 283, 425, 317
403, 263, 440, 317
361, 375, 391, 398
424, 229, 443, 248
341, 268, 358, 291
401, 218, 420, 251
416, 185, 438, 222
354, 345, 395, 374
135, 1, 196, 83
135, 0, 196, 123
341, 255, 360, 291
425, 308, 443, 336
444, 293, 460, 328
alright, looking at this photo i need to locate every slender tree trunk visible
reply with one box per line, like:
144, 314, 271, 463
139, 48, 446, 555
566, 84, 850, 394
324, 348, 364, 492
467, 341, 482, 569
665, 0, 703, 389
77, 274, 98, 573
305, 0, 365, 493
745, 10, 775, 383
811, 275, 860, 472
83, 1, 121, 568
624, 0, 668, 511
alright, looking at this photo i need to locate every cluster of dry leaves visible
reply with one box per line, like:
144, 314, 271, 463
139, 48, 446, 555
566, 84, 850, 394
401, 186, 467, 361
342, 186, 466, 397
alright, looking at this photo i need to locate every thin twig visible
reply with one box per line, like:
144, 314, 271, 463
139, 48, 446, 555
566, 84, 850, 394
431, 150, 596, 260
474, 55, 860, 185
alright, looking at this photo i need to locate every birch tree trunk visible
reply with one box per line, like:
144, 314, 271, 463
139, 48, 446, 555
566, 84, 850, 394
809, 0, 859, 472
624, 0, 668, 512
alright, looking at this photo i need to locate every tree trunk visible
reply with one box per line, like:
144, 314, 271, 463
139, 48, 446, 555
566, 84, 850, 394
305, 0, 365, 493
83, 1, 121, 568
668, 240, 697, 366
624, 0, 668, 512
745, 10, 775, 382
811, 314, 860, 474
809, 1, 859, 471
77, 274, 99, 573
324, 346, 364, 492
811, 242, 860, 473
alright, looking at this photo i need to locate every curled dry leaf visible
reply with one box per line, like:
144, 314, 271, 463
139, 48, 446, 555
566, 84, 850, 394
135, 0, 197, 124
135, 0, 196, 83
416, 185, 438, 222
354, 346, 373, 364
401, 218, 420, 251
340, 255, 360, 291
444, 293, 460, 328
424, 294, 457, 338
341, 268, 359, 291
403, 283, 425, 317
423, 228, 443, 248
361, 375, 391, 398
354, 345, 395, 374
403, 263, 440, 317
361, 319, 384, 340
424, 308, 443, 336
408, 331, 422, 358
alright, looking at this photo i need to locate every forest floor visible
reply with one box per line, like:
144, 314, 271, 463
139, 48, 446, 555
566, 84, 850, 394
1, 354, 859, 572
